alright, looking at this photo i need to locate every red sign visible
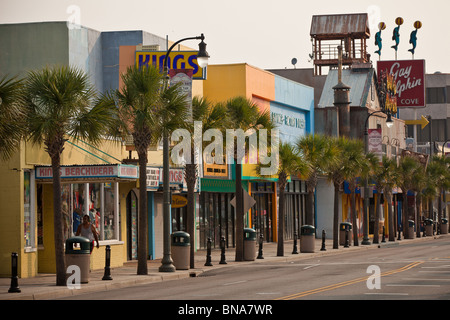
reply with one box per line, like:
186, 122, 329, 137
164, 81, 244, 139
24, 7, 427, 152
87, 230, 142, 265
377, 60, 425, 108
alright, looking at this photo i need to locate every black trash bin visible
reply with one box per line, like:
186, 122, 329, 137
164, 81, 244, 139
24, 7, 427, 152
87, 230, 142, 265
339, 222, 352, 246
300, 225, 315, 253
424, 218, 433, 236
65, 236, 91, 283
406, 220, 415, 239
243, 228, 256, 261
171, 231, 190, 270
441, 218, 448, 234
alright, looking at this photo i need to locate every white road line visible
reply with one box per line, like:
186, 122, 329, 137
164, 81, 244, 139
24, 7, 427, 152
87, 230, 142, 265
303, 264, 320, 270
223, 280, 247, 286
402, 278, 450, 281
386, 284, 441, 287
365, 293, 409, 296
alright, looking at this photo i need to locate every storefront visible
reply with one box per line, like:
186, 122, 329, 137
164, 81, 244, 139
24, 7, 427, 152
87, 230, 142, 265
35, 164, 139, 272
146, 166, 195, 259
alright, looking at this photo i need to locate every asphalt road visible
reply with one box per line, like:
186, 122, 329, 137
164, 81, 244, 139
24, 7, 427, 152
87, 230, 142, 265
59, 236, 450, 301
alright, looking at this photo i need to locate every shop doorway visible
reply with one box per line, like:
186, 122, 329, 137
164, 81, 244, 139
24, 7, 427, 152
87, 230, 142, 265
126, 190, 138, 260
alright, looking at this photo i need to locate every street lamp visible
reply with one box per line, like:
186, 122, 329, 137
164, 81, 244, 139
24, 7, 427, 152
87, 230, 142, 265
159, 34, 209, 273
386, 113, 394, 128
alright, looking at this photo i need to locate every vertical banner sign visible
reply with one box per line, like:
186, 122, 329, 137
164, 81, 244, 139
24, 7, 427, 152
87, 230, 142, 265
169, 69, 193, 120
377, 60, 425, 108
368, 128, 382, 161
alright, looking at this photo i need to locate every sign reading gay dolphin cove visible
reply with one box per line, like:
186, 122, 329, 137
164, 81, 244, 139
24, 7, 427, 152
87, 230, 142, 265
136, 51, 206, 79
377, 60, 425, 108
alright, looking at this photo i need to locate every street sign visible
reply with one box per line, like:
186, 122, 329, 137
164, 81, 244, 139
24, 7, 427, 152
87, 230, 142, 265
230, 189, 256, 213
405, 115, 429, 130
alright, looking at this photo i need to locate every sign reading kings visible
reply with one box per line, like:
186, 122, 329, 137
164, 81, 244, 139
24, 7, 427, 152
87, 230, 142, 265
377, 60, 425, 108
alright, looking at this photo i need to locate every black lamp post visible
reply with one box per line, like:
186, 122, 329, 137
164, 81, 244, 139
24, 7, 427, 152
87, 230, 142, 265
159, 34, 209, 273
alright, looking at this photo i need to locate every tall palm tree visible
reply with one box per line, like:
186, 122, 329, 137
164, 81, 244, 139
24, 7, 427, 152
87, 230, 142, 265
296, 134, 337, 226
426, 155, 450, 231
23, 65, 118, 286
225, 96, 273, 261
182, 96, 227, 268
0, 75, 25, 160
396, 154, 422, 239
373, 156, 399, 242
114, 65, 189, 275
340, 138, 366, 246
326, 136, 347, 249
257, 141, 310, 256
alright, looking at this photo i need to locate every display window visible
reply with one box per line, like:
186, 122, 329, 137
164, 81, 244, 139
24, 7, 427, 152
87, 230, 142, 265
61, 182, 119, 242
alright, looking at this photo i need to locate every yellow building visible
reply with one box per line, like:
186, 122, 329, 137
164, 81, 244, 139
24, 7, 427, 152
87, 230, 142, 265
0, 138, 138, 278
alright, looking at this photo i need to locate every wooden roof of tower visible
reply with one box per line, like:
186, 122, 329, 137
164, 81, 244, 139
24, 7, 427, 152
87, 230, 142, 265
310, 13, 371, 39
310, 13, 371, 75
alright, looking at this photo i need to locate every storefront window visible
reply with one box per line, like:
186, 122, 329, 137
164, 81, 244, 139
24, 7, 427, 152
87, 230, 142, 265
24, 171, 32, 247
60, 182, 119, 242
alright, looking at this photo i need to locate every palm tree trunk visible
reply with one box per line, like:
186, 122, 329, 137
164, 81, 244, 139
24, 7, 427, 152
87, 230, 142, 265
387, 191, 395, 241
402, 190, 408, 239
373, 192, 381, 244
137, 151, 148, 275
185, 159, 197, 269
51, 152, 66, 286
277, 175, 287, 256
333, 182, 340, 249
416, 195, 422, 237
351, 190, 359, 246
235, 163, 244, 261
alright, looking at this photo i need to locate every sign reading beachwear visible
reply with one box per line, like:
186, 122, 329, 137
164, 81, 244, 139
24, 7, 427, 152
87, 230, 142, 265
35, 164, 139, 180
136, 51, 206, 80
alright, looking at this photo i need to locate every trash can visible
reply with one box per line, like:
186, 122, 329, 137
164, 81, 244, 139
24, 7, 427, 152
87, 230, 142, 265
171, 231, 190, 270
406, 220, 415, 239
441, 218, 448, 234
243, 228, 256, 261
339, 222, 352, 246
65, 236, 91, 284
424, 218, 433, 236
300, 225, 315, 253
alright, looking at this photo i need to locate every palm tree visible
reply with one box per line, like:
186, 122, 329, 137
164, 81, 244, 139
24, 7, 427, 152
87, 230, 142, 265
372, 156, 399, 242
296, 134, 337, 226
426, 155, 450, 232
183, 96, 227, 268
326, 136, 347, 249
225, 96, 273, 261
23, 65, 118, 285
0, 75, 25, 160
257, 141, 309, 256
396, 154, 422, 239
340, 138, 366, 246
114, 65, 189, 275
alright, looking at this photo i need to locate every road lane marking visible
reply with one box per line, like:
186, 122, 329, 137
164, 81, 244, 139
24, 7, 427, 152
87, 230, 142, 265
365, 293, 408, 296
223, 280, 247, 286
275, 261, 424, 300
303, 264, 320, 270
386, 284, 440, 287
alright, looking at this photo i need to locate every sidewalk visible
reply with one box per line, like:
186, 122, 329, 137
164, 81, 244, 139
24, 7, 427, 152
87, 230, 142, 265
0, 233, 445, 300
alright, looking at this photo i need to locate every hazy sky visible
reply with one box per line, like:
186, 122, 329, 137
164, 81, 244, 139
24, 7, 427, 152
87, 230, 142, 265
1, 0, 448, 73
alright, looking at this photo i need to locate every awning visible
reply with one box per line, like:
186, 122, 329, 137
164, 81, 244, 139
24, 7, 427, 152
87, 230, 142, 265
35, 164, 139, 183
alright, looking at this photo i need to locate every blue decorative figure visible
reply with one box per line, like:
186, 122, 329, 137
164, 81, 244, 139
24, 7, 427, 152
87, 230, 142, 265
391, 17, 403, 52
409, 21, 422, 56
375, 22, 386, 57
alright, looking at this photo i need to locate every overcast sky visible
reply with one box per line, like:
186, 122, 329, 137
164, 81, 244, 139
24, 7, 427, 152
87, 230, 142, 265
1, 0, 448, 73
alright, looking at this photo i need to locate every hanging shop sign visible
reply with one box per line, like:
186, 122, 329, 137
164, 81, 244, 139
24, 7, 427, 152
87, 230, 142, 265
172, 194, 188, 208
377, 60, 425, 108
146, 166, 185, 190
136, 51, 206, 79
35, 164, 139, 181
